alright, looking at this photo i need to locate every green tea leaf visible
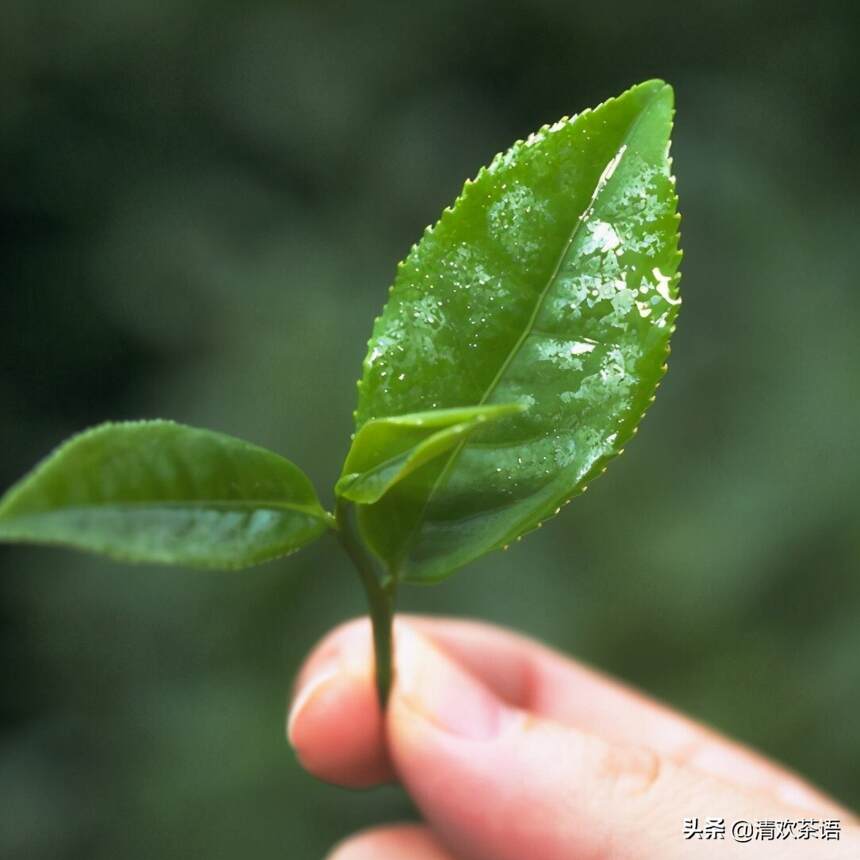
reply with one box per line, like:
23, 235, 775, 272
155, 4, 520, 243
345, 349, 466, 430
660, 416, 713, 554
0, 421, 333, 569
336, 403, 524, 505
353, 79, 681, 582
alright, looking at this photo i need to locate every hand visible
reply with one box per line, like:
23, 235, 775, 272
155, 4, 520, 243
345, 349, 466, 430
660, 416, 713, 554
287, 617, 859, 859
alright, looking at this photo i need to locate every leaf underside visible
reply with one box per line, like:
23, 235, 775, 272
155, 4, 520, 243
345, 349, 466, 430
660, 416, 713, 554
0, 421, 332, 570
353, 79, 682, 583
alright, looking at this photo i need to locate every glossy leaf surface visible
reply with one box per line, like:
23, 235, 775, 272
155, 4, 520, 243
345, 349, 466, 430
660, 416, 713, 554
354, 79, 682, 582
336, 403, 524, 505
0, 421, 332, 569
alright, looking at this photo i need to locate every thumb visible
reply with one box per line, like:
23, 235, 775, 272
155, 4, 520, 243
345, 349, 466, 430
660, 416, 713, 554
388, 625, 858, 860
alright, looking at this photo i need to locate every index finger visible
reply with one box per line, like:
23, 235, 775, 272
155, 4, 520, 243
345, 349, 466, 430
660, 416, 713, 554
288, 615, 850, 816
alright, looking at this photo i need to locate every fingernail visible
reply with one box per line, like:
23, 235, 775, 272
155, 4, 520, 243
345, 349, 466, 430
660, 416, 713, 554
287, 624, 375, 748
287, 660, 340, 747
777, 779, 834, 813
394, 625, 505, 740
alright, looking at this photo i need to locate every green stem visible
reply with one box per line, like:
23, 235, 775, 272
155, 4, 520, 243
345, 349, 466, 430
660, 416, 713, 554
335, 499, 397, 707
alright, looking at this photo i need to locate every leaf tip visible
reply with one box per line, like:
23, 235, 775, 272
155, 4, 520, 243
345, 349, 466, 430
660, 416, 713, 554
636, 78, 673, 103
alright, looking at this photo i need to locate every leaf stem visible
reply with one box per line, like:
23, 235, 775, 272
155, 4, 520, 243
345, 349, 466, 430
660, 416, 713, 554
334, 499, 396, 707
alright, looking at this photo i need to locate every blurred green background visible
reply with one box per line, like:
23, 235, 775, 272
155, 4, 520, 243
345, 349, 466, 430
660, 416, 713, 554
1, 1, 858, 857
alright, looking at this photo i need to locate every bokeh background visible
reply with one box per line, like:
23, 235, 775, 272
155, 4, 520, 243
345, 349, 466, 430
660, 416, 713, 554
1, 1, 858, 857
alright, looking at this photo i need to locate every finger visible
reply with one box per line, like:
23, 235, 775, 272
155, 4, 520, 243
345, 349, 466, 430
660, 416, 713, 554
289, 616, 845, 813
327, 824, 455, 860
388, 626, 860, 860
287, 619, 392, 787
404, 617, 846, 815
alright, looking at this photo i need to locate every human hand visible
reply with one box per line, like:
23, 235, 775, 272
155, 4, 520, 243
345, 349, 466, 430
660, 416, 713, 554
287, 617, 859, 859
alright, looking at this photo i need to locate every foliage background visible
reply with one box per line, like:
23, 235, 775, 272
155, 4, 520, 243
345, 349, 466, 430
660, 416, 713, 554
1, 1, 858, 857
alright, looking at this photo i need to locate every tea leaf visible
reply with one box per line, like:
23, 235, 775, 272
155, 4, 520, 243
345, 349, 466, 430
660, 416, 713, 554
336, 403, 524, 505
353, 79, 681, 582
0, 421, 332, 569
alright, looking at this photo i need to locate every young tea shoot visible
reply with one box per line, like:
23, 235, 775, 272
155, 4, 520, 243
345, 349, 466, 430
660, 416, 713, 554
0, 80, 681, 706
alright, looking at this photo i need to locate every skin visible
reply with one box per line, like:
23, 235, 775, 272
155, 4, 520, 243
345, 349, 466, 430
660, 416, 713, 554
287, 617, 860, 859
